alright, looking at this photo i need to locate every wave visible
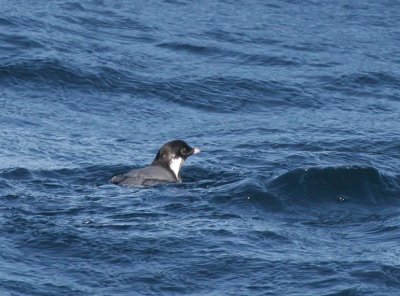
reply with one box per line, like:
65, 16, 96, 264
157, 41, 299, 66
329, 72, 400, 88
0, 57, 130, 91
0, 32, 44, 51
151, 76, 318, 113
268, 165, 399, 206
319, 71, 400, 100
0, 53, 310, 114
0, 165, 127, 187
2, 164, 398, 211
202, 28, 281, 46
0, 57, 286, 113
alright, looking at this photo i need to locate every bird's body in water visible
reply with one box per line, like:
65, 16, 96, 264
110, 140, 200, 186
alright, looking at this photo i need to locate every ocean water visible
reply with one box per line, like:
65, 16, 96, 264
1, 0, 400, 295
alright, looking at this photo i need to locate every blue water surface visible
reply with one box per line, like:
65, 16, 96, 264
1, 1, 400, 295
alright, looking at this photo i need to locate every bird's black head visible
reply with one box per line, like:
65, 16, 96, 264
152, 140, 200, 165
151, 140, 200, 180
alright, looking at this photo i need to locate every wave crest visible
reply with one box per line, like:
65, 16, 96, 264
269, 165, 399, 205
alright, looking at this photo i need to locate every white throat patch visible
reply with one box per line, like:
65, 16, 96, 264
169, 157, 184, 179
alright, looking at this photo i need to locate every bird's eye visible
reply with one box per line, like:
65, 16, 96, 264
181, 148, 187, 155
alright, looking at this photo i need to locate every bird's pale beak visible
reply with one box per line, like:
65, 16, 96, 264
193, 148, 201, 154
